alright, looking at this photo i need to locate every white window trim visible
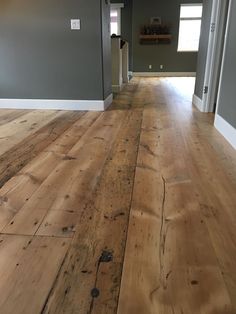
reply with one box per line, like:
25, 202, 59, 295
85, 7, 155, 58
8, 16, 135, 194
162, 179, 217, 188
110, 3, 124, 10
180, 3, 202, 6
177, 3, 203, 53
111, 3, 124, 36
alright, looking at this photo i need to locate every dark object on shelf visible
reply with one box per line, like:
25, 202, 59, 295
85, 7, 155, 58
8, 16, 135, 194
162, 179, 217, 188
140, 24, 172, 45
150, 17, 162, 25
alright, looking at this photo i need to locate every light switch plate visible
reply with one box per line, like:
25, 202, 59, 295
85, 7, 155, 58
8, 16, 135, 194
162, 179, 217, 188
71, 19, 81, 30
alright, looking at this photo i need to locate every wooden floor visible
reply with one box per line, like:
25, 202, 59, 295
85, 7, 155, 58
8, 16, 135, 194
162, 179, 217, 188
0, 78, 235, 314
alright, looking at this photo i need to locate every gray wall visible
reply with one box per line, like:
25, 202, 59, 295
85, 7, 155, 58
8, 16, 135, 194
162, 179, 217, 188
132, 0, 201, 72
194, 0, 213, 99
0, 0, 111, 101
217, 0, 236, 128
102, 0, 112, 98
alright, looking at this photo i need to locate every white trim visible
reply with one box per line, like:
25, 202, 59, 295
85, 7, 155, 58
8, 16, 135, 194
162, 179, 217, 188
177, 50, 199, 52
104, 93, 113, 110
180, 3, 204, 7
214, 114, 236, 149
192, 94, 204, 112
0, 94, 113, 111
128, 71, 133, 77
133, 72, 196, 77
110, 3, 124, 9
215, 0, 232, 115
202, 0, 229, 113
214, 0, 236, 150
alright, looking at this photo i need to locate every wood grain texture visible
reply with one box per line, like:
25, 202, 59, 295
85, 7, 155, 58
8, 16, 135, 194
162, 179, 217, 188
0, 111, 84, 188
0, 109, 32, 127
0, 77, 235, 314
161, 78, 236, 311
118, 78, 236, 314
0, 235, 70, 314
0, 112, 99, 230
0, 110, 61, 156
2, 110, 124, 236
42, 109, 143, 314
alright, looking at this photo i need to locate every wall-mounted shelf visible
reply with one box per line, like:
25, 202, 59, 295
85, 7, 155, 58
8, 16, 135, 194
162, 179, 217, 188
140, 34, 172, 40
139, 34, 172, 45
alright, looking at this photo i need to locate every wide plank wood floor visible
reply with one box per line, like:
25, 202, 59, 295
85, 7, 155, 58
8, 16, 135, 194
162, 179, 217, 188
0, 77, 235, 314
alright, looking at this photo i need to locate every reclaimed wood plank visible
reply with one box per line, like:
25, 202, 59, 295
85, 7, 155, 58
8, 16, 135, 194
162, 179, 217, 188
182, 134, 236, 311
44, 111, 100, 154
0, 152, 63, 231
2, 110, 125, 236
36, 209, 77, 238
161, 77, 236, 311
118, 104, 233, 314
0, 111, 83, 188
0, 109, 32, 127
0, 110, 61, 157
0, 112, 100, 231
0, 235, 70, 314
42, 109, 143, 314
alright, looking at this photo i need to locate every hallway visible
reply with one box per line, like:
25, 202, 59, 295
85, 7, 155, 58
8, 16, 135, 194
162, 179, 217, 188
0, 78, 235, 313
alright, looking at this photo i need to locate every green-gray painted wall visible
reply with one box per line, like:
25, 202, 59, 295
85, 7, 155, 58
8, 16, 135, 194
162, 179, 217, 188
132, 0, 201, 72
0, 0, 110, 100
102, 0, 112, 98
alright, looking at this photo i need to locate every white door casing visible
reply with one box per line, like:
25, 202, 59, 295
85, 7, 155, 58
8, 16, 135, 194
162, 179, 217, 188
202, 0, 229, 112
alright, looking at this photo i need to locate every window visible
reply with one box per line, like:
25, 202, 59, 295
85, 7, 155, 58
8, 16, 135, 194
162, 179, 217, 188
178, 4, 203, 52
110, 9, 120, 35
110, 3, 124, 36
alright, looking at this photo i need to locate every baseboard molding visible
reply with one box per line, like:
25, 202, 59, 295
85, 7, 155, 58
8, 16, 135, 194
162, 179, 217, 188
104, 93, 113, 110
192, 94, 204, 112
214, 114, 236, 149
133, 72, 196, 77
0, 94, 113, 111
128, 71, 133, 76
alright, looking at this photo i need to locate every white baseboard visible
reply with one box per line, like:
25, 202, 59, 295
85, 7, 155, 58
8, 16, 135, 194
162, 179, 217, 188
128, 71, 133, 76
192, 94, 204, 112
133, 72, 196, 77
0, 94, 113, 111
214, 114, 236, 149
104, 94, 113, 110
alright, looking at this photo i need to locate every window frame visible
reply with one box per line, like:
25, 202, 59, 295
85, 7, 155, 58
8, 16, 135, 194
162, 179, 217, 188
177, 3, 203, 53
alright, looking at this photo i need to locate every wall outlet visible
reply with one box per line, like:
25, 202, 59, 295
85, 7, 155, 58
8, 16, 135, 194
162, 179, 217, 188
149, 65, 152, 70
71, 19, 81, 30
160, 65, 164, 70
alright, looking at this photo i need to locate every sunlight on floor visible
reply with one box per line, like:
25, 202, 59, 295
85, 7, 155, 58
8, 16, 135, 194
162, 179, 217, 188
165, 77, 196, 101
